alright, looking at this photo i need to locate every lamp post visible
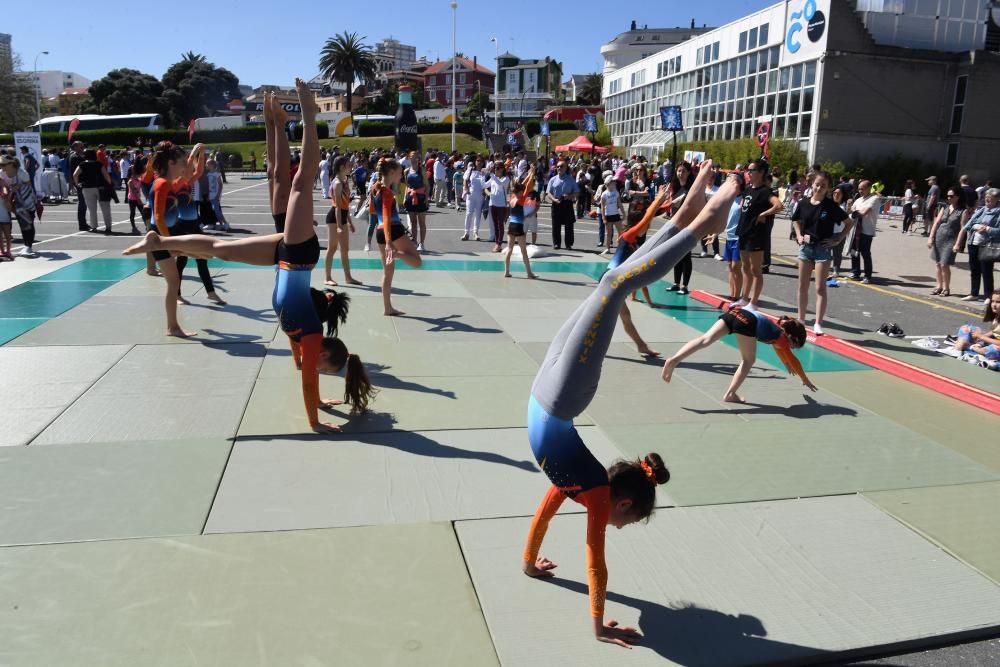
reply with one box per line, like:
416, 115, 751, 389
519, 85, 534, 124
33, 50, 49, 124
450, 1, 457, 152
490, 36, 499, 135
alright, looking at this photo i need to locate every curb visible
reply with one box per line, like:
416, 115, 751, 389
689, 289, 1000, 416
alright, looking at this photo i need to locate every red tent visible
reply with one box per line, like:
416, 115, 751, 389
554, 135, 610, 154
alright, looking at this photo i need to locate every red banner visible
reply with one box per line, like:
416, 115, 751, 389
67, 118, 81, 143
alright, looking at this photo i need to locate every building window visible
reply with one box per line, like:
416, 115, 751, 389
459, 73, 467, 84
712, 42, 719, 62
946, 142, 959, 167
950, 75, 967, 134
739, 31, 747, 53
760, 24, 769, 45
749, 27, 759, 50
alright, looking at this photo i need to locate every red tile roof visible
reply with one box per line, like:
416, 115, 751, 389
423, 57, 495, 76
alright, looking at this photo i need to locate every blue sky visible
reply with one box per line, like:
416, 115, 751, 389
10, 1, 773, 87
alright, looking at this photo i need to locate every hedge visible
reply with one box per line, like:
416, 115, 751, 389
5, 123, 329, 148
356, 121, 483, 139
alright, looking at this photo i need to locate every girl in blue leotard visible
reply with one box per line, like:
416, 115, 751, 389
124, 81, 375, 434
661, 306, 818, 403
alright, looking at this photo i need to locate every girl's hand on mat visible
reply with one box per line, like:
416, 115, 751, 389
312, 422, 342, 434
321, 399, 344, 408
523, 557, 557, 578
595, 619, 642, 648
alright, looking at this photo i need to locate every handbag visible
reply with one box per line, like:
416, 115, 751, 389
978, 240, 1000, 263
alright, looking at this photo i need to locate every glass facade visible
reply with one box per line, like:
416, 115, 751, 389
606, 38, 819, 151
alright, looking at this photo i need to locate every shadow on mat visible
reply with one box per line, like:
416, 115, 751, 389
683, 395, 858, 419
364, 364, 457, 399
199, 339, 269, 356
36, 251, 72, 261
186, 302, 277, 323
674, 361, 783, 379
243, 415, 538, 472
546, 578, 831, 665
396, 313, 503, 335
343, 284, 432, 297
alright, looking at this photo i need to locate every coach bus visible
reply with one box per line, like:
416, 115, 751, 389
28, 113, 165, 134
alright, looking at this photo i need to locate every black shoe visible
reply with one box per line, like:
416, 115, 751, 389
887, 323, 905, 338
876, 323, 889, 335
553, 245, 561, 250
678, 286, 689, 295
668, 284, 681, 292
761, 266, 770, 274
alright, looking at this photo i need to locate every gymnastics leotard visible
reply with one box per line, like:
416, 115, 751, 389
524, 189, 694, 618
720, 307, 812, 383
373, 185, 406, 245
272, 234, 324, 427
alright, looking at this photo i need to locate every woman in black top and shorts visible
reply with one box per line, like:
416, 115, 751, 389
733, 160, 783, 311
791, 171, 851, 335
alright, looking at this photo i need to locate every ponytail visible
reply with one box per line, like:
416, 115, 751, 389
608, 452, 670, 521
344, 352, 377, 415
311, 288, 350, 337
151, 140, 184, 177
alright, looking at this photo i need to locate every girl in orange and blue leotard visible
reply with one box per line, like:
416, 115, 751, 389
125, 81, 375, 433
370, 157, 421, 316
523, 160, 738, 649
324, 156, 362, 287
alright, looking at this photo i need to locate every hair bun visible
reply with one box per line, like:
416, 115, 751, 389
644, 453, 670, 485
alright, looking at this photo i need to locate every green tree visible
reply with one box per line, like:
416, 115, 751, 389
78, 68, 164, 116
318, 32, 378, 115
577, 73, 603, 106
160, 55, 240, 126
0, 53, 39, 132
462, 87, 491, 121
371, 81, 431, 114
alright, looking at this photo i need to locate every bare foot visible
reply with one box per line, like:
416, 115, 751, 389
661, 358, 678, 382
166, 328, 197, 338
324, 278, 338, 287
638, 345, 661, 357
206, 292, 227, 305
504, 272, 512, 278
687, 158, 714, 209
146, 270, 162, 277
270, 92, 288, 126
345, 277, 363, 286
385, 308, 405, 316
295, 78, 320, 118
723, 392, 746, 404
124, 230, 160, 256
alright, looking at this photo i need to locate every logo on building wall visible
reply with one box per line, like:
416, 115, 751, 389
786, 0, 826, 54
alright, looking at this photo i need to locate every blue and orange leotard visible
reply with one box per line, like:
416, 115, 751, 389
372, 184, 405, 244
151, 155, 203, 235
723, 307, 811, 384
508, 174, 538, 225
272, 237, 324, 428
524, 396, 611, 618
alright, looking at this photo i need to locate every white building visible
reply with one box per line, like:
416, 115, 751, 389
600, 20, 714, 76
31, 70, 91, 99
602, 0, 1000, 178
375, 38, 417, 71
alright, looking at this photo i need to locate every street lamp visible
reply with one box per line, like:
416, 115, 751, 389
33, 50, 49, 124
451, 1, 457, 152
519, 85, 534, 124
490, 36, 500, 135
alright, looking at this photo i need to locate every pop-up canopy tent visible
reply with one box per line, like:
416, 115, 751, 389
554, 135, 610, 154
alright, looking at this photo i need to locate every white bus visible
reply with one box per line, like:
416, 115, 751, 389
29, 113, 165, 133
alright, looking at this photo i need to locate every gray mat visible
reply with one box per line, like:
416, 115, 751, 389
0, 345, 130, 446
33, 343, 265, 444
455, 495, 1000, 667
0, 524, 499, 667
0, 439, 232, 545
206, 426, 633, 533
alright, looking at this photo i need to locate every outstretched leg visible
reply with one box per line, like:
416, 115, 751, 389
285, 80, 319, 246
661, 319, 729, 382
531, 167, 737, 421
269, 93, 293, 220
125, 231, 282, 266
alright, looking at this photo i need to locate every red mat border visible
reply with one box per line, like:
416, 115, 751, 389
690, 290, 1000, 416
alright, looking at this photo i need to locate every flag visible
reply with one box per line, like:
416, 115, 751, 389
67, 118, 81, 143
188, 119, 196, 143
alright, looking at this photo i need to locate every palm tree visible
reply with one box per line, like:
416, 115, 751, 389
318, 32, 378, 114
578, 73, 604, 106
181, 51, 207, 63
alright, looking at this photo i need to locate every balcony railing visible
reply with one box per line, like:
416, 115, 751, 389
489, 92, 554, 101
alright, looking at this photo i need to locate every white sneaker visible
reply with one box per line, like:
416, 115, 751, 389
699, 251, 708, 258
813, 322, 825, 336
364, 243, 370, 252
714, 254, 723, 261
17, 246, 32, 257
727, 298, 748, 311
416, 243, 424, 252
743, 302, 758, 312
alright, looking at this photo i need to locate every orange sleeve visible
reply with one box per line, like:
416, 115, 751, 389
772, 335, 813, 386
523, 485, 566, 565
289, 338, 303, 369
578, 487, 611, 618
152, 179, 171, 236
381, 187, 392, 231
621, 191, 668, 246
300, 333, 323, 427
523, 173, 535, 196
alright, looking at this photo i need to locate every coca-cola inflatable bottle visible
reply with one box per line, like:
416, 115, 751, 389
395, 85, 420, 152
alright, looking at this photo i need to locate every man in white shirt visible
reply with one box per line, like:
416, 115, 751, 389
849, 180, 880, 284
433, 153, 448, 206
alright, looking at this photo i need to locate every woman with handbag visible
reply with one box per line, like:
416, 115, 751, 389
954, 188, 1000, 304
73, 149, 114, 234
